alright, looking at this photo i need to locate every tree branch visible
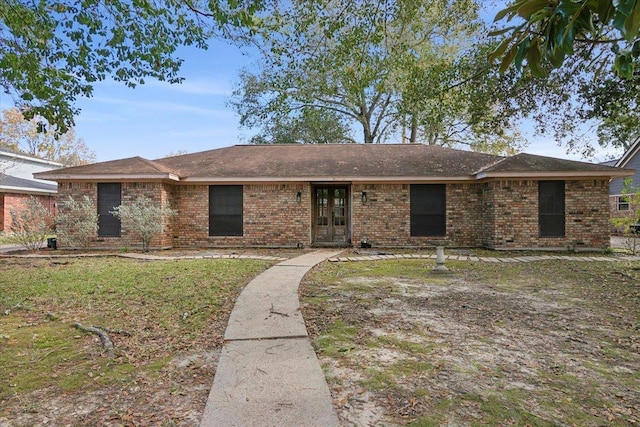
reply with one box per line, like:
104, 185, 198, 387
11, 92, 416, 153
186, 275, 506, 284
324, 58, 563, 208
73, 322, 115, 358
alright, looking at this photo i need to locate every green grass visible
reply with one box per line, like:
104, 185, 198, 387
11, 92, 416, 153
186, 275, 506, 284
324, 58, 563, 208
0, 257, 271, 400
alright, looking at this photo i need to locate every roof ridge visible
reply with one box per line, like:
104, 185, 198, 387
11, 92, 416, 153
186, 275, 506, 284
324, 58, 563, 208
134, 156, 178, 175
472, 154, 510, 175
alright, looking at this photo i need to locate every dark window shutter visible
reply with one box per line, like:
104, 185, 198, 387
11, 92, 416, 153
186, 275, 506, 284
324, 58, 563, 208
539, 181, 565, 237
97, 183, 121, 237
209, 186, 243, 236
410, 184, 446, 237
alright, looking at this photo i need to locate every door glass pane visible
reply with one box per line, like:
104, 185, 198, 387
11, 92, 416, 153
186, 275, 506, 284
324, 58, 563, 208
333, 188, 346, 226
317, 189, 328, 226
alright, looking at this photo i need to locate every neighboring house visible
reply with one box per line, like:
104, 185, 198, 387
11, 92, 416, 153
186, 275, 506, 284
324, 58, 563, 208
35, 144, 633, 251
0, 149, 62, 233
607, 135, 640, 229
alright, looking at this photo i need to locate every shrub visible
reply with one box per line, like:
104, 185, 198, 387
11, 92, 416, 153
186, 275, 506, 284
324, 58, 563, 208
55, 195, 99, 249
8, 197, 54, 251
111, 197, 176, 252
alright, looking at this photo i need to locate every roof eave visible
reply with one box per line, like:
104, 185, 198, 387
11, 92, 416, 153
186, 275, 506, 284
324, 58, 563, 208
0, 150, 64, 167
475, 170, 635, 180
33, 173, 181, 182
0, 185, 57, 195
616, 134, 640, 168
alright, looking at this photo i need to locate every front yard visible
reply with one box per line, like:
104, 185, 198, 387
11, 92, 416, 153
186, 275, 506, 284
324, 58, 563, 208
301, 257, 640, 426
0, 256, 272, 426
1, 252, 638, 426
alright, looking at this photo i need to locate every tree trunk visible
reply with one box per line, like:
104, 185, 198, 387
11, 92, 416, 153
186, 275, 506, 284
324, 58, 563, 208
409, 114, 418, 143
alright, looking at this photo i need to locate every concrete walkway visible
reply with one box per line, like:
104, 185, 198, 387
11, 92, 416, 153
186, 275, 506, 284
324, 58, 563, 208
199, 250, 343, 427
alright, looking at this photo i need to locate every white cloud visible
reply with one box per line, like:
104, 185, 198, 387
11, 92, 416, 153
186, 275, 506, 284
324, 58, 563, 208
90, 96, 234, 119
146, 78, 233, 96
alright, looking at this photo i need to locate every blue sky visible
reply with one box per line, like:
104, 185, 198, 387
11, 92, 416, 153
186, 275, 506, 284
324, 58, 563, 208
73, 40, 255, 161
18, 3, 624, 164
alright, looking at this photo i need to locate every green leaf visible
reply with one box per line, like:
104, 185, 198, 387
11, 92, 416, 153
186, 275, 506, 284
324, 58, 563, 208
488, 26, 517, 37
526, 39, 547, 77
623, 1, 640, 40
500, 42, 520, 73
613, 0, 636, 16
517, 0, 552, 20
614, 51, 634, 78
597, 0, 615, 23
494, 0, 528, 22
488, 36, 514, 63
514, 36, 531, 69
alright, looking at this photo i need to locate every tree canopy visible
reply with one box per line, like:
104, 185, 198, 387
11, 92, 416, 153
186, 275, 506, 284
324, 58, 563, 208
491, 0, 640, 78
0, 108, 95, 165
0, 0, 263, 134
230, 0, 525, 154
489, 0, 640, 155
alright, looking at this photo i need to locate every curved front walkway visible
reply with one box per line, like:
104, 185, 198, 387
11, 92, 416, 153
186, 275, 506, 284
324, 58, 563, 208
199, 250, 343, 427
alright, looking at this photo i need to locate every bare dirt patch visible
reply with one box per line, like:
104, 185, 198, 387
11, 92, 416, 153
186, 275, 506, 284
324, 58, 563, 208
301, 260, 640, 426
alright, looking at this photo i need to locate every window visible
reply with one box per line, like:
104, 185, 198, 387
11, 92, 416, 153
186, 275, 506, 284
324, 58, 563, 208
539, 180, 565, 237
97, 183, 121, 237
617, 196, 630, 211
410, 184, 446, 237
209, 185, 243, 236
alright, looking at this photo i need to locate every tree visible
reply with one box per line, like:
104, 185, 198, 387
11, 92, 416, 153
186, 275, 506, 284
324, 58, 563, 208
0, 108, 95, 165
230, 0, 524, 154
8, 196, 54, 251
55, 195, 99, 249
230, 75, 355, 144
0, 0, 263, 134
491, 0, 640, 79
111, 197, 176, 252
487, 1, 640, 156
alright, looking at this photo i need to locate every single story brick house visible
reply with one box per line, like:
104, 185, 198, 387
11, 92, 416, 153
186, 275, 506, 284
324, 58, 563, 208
35, 144, 633, 251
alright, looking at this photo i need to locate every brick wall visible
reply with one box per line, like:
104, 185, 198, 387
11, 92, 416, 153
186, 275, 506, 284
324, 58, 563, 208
482, 179, 611, 250
0, 192, 56, 233
565, 180, 611, 248
53, 178, 613, 251
351, 183, 410, 246
351, 183, 484, 247
173, 183, 311, 248
57, 181, 173, 250
482, 180, 538, 248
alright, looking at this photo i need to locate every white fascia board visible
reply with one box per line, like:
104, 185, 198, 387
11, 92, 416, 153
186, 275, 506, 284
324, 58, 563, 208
616, 135, 640, 168
0, 185, 57, 195
0, 150, 64, 167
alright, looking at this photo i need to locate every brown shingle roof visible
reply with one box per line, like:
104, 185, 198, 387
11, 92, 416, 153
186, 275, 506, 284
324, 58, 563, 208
34, 144, 633, 182
479, 153, 624, 173
34, 156, 180, 180
154, 144, 502, 179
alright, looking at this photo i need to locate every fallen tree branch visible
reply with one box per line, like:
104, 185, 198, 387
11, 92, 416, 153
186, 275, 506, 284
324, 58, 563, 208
72, 323, 115, 358
3, 298, 28, 316
91, 325, 132, 337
